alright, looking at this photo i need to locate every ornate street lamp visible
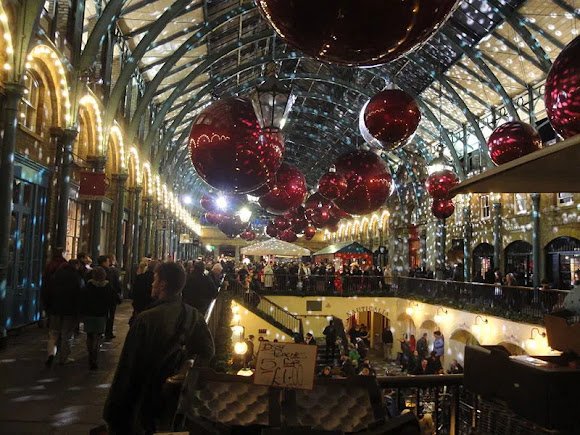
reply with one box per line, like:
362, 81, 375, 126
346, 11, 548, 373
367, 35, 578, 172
250, 63, 296, 131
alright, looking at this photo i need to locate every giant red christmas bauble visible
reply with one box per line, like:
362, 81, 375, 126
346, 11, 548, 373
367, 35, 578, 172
304, 225, 317, 240
332, 150, 392, 215
318, 170, 348, 200
258, 163, 307, 214
363, 89, 421, 146
189, 97, 284, 193
431, 198, 455, 219
256, 0, 458, 66
425, 169, 459, 199
487, 121, 542, 165
544, 36, 580, 139
266, 221, 279, 238
286, 207, 309, 233
240, 229, 256, 241
329, 202, 351, 220
274, 215, 291, 231
218, 215, 246, 238
279, 229, 298, 243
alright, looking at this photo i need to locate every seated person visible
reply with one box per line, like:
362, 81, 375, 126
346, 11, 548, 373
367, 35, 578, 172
447, 359, 464, 374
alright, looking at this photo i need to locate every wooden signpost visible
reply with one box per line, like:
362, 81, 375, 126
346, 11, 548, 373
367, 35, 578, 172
253, 341, 317, 390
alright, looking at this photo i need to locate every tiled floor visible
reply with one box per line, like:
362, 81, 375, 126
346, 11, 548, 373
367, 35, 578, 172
0, 303, 132, 434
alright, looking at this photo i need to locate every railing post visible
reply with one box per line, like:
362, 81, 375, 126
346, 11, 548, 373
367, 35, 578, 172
531, 193, 541, 291
463, 205, 472, 282
493, 201, 502, 274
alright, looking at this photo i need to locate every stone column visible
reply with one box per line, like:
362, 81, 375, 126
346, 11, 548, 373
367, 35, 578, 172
111, 174, 128, 267
436, 219, 447, 279
0, 84, 24, 346
463, 206, 473, 282
131, 187, 142, 268
493, 202, 502, 273
532, 193, 541, 288
87, 156, 106, 262
420, 230, 427, 269
52, 128, 78, 250
142, 197, 152, 257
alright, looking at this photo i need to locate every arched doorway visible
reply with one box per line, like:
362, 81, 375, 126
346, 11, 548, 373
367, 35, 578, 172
449, 329, 480, 365
505, 240, 533, 286
545, 237, 580, 289
473, 243, 494, 282
346, 307, 390, 350
396, 312, 416, 341
498, 341, 527, 356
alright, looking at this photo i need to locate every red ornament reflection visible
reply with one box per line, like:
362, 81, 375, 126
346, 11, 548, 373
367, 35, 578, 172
256, 0, 458, 66
425, 169, 459, 199
318, 170, 348, 200
218, 215, 246, 238
266, 221, 279, 238
258, 163, 307, 215
189, 97, 284, 193
487, 121, 542, 166
544, 36, 580, 139
363, 89, 421, 146
304, 225, 317, 240
431, 198, 455, 219
332, 150, 392, 216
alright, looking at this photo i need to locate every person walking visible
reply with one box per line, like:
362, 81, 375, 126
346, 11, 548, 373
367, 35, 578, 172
182, 260, 218, 315
81, 266, 115, 370
103, 262, 214, 434
416, 332, 429, 361
41, 247, 68, 318
433, 330, 445, 360
130, 260, 157, 322
96, 255, 122, 340
45, 259, 83, 367
323, 319, 338, 363
382, 325, 394, 361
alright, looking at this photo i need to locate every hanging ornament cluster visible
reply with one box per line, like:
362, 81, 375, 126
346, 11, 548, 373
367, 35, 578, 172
361, 89, 421, 150
200, 194, 255, 239
425, 152, 457, 220
544, 35, 580, 139
258, 163, 308, 215
256, 0, 458, 67
317, 166, 347, 200
189, 97, 284, 194
487, 121, 542, 165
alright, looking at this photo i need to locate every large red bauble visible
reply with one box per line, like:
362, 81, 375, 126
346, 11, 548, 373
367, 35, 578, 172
318, 171, 348, 200
432, 198, 455, 219
329, 202, 351, 220
274, 215, 291, 231
487, 121, 542, 165
332, 150, 392, 216
205, 212, 224, 225
304, 192, 328, 210
326, 223, 340, 233
286, 208, 309, 233
425, 169, 459, 199
544, 36, 580, 139
218, 215, 246, 238
266, 221, 279, 238
324, 214, 341, 229
311, 208, 330, 227
256, 0, 458, 67
304, 225, 317, 240
189, 97, 284, 193
240, 229, 256, 241
258, 163, 307, 214
279, 229, 298, 243
363, 89, 421, 146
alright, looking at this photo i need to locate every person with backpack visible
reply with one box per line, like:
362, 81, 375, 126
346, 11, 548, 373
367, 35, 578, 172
104, 262, 214, 434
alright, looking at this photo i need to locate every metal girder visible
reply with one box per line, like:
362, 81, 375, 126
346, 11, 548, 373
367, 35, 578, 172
445, 76, 491, 109
551, 0, 580, 18
479, 52, 527, 87
442, 28, 520, 120
103, 0, 195, 130
487, 0, 552, 73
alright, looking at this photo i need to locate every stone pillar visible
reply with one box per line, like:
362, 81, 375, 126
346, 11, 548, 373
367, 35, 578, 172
235, 245, 241, 262
131, 187, 142, 267
493, 202, 502, 273
436, 219, 446, 279
0, 84, 24, 345
87, 156, 106, 262
378, 228, 384, 247
532, 193, 541, 288
112, 174, 128, 267
420, 230, 427, 269
52, 128, 78, 249
142, 197, 152, 257
463, 206, 472, 282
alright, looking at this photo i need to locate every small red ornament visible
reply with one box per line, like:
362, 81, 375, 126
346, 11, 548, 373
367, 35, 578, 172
205, 212, 224, 225
189, 97, 284, 193
266, 221, 279, 238
258, 163, 307, 214
240, 229, 256, 241
256, 0, 458, 66
279, 228, 298, 243
326, 223, 340, 233
274, 215, 291, 231
304, 225, 317, 240
218, 215, 246, 238
286, 207, 309, 233
318, 169, 348, 200
487, 121, 542, 165
544, 36, 580, 139
311, 207, 330, 227
431, 198, 455, 219
425, 169, 459, 199
333, 149, 392, 216
363, 89, 421, 146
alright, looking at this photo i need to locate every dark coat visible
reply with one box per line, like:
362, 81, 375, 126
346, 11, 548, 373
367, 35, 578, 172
81, 280, 116, 317
131, 270, 154, 313
103, 296, 214, 434
382, 328, 393, 344
41, 257, 68, 310
48, 264, 83, 316
182, 272, 218, 314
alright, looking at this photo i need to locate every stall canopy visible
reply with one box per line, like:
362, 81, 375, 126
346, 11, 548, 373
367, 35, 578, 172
240, 238, 311, 257
313, 241, 373, 264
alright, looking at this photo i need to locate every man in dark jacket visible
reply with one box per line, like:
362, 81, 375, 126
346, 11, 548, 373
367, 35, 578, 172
41, 247, 68, 315
416, 332, 429, 361
131, 260, 158, 320
382, 326, 394, 361
323, 320, 337, 362
96, 255, 121, 339
182, 260, 218, 315
45, 259, 84, 367
104, 262, 214, 434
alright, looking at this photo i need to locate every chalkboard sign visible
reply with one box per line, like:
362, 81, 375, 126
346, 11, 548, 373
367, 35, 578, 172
253, 341, 317, 390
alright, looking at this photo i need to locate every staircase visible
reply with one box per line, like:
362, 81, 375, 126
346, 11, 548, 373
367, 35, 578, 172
229, 283, 303, 339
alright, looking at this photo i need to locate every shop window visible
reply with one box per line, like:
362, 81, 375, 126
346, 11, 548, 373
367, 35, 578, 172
514, 193, 527, 214
66, 199, 82, 259
557, 193, 573, 206
19, 72, 41, 133
480, 195, 490, 219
